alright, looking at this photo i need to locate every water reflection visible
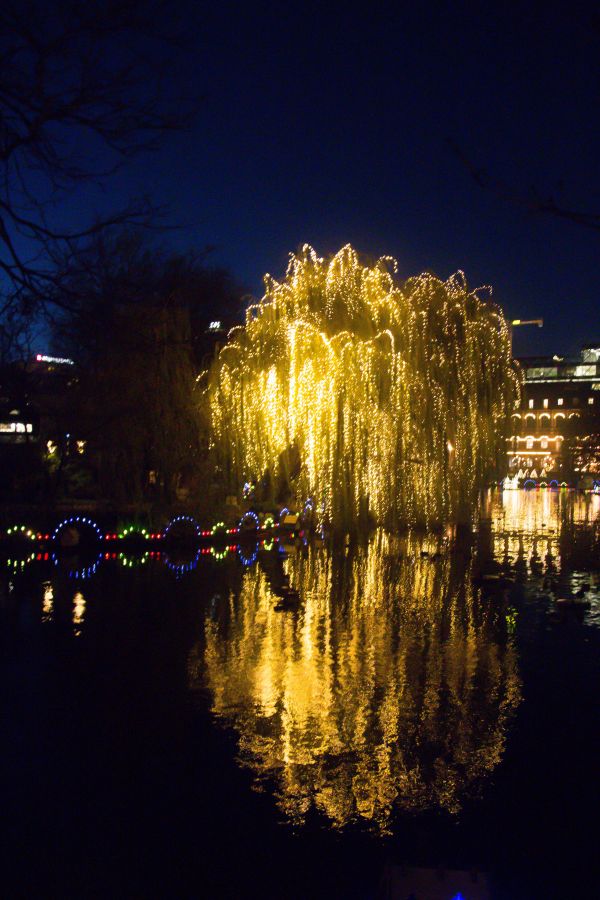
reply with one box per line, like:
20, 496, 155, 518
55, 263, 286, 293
485, 489, 600, 574
42, 582, 54, 623
72, 590, 86, 636
191, 530, 521, 831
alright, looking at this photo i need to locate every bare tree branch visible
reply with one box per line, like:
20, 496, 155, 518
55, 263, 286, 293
0, 0, 199, 349
448, 138, 600, 232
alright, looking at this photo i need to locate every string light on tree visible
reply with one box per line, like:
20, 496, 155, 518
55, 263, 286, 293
208, 245, 520, 529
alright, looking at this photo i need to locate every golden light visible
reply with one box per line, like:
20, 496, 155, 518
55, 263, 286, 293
73, 591, 86, 635
208, 245, 520, 529
192, 531, 521, 830
42, 582, 54, 622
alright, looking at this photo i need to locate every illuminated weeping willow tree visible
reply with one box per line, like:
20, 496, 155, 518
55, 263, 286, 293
208, 245, 520, 528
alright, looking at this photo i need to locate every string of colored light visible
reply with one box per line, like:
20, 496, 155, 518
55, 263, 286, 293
0, 511, 282, 545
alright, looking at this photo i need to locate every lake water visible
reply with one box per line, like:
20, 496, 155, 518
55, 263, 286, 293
1, 491, 599, 898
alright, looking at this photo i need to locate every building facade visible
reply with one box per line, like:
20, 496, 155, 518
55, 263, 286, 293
507, 345, 600, 483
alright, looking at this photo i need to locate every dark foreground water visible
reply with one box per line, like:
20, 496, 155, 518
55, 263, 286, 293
1, 491, 600, 899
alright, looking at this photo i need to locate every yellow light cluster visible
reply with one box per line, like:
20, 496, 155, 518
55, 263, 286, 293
192, 531, 521, 830
208, 245, 520, 528
487, 488, 600, 573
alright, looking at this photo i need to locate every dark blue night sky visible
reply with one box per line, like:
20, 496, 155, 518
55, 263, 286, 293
72, 1, 600, 356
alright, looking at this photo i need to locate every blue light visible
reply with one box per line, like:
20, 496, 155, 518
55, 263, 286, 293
238, 511, 259, 530
52, 515, 102, 542
164, 549, 201, 577
162, 515, 201, 540
238, 543, 259, 566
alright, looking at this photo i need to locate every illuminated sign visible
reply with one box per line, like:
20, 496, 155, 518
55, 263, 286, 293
36, 354, 74, 365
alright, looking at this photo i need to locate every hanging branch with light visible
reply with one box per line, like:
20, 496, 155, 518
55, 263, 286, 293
208, 245, 520, 529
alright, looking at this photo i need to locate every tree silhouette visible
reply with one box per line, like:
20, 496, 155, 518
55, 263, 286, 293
0, 0, 195, 354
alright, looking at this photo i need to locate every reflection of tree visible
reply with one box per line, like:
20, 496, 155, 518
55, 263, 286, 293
190, 532, 521, 831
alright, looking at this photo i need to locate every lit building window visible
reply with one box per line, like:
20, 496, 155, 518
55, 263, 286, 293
528, 399, 534, 409
0, 422, 33, 434
557, 398, 563, 406
589, 397, 594, 405
543, 398, 548, 408
526, 438, 533, 449
582, 348, 600, 362
526, 367, 557, 379
541, 439, 548, 449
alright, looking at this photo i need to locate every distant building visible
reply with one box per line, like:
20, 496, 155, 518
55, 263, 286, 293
0, 401, 37, 443
193, 319, 229, 370
0, 353, 76, 449
507, 345, 600, 482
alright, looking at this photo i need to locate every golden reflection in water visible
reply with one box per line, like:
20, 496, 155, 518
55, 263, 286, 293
73, 591, 86, 636
191, 531, 521, 831
42, 582, 54, 623
487, 490, 600, 574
